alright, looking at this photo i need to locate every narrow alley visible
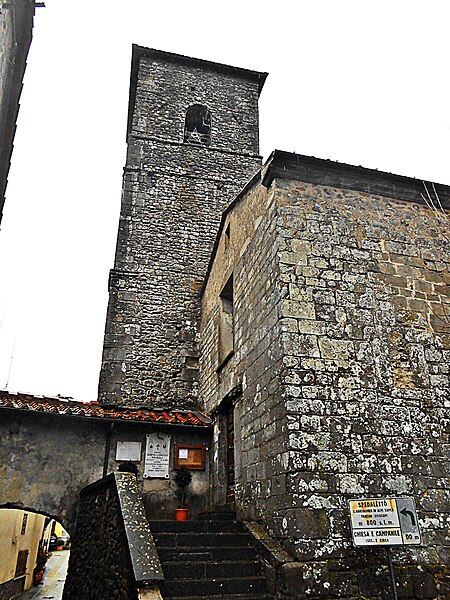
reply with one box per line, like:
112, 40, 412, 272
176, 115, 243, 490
21, 551, 69, 600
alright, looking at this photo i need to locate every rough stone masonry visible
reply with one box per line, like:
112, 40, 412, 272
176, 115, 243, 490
200, 151, 450, 598
98, 46, 267, 410
57, 44, 450, 598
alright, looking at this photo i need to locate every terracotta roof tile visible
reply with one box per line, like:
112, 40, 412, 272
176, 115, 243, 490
0, 391, 212, 427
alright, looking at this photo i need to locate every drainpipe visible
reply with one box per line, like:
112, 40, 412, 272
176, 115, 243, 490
103, 422, 114, 478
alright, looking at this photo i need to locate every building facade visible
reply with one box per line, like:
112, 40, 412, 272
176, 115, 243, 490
2, 43, 449, 598
0, 0, 36, 224
0, 508, 51, 598
200, 150, 450, 597
96, 47, 450, 597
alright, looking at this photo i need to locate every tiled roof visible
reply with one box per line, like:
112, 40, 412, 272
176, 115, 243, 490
0, 391, 212, 427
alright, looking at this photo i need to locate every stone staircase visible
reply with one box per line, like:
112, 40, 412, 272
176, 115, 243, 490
150, 512, 273, 600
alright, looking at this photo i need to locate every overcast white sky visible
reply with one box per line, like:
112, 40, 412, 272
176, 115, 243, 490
0, 0, 449, 401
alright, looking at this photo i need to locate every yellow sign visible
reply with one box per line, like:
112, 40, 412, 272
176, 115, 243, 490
349, 497, 421, 546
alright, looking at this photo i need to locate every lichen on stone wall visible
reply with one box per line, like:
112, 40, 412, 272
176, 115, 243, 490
99, 51, 264, 410
201, 171, 450, 598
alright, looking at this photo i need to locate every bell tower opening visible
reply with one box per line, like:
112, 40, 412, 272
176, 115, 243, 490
184, 104, 211, 146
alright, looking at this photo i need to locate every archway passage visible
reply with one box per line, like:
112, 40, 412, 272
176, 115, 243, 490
0, 507, 70, 597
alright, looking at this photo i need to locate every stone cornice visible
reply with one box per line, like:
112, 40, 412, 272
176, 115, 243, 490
262, 150, 450, 209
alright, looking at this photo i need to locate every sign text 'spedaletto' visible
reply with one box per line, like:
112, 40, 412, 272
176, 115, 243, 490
349, 497, 421, 547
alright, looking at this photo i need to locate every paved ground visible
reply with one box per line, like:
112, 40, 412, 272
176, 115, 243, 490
21, 550, 69, 599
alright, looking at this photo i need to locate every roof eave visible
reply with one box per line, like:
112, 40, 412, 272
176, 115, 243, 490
261, 150, 450, 208
0, 404, 212, 428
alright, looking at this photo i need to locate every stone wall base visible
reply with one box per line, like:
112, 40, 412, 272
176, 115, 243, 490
244, 521, 450, 599
279, 560, 450, 599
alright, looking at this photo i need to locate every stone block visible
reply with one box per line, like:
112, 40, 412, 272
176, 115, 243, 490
280, 251, 308, 266
282, 332, 320, 358
286, 508, 330, 539
328, 570, 358, 597
318, 337, 353, 361
280, 561, 330, 597
289, 284, 313, 302
412, 568, 439, 599
282, 299, 316, 320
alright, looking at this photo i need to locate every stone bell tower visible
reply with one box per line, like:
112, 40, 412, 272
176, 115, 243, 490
98, 46, 267, 409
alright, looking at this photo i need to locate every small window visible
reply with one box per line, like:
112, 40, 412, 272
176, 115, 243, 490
218, 275, 234, 368
184, 104, 211, 146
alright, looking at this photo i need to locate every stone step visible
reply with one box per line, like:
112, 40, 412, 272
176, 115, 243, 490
167, 596, 272, 600
153, 531, 251, 548
150, 519, 241, 534
197, 509, 236, 521
161, 575, 267, 597
162, 559, 261, 579
158, 545, 256, 563
152, 513, 273, 599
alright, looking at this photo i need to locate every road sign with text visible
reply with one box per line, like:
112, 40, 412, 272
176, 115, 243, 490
349, 497, 421, 546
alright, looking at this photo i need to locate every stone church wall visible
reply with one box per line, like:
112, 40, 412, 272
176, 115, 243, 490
275, 178, 449, 546
270, 178, 450, 596
98, 48, 265, 409
200, 182, 288, 512
200, 169, 450, 597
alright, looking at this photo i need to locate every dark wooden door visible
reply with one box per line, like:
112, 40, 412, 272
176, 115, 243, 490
225, 406, 235, 504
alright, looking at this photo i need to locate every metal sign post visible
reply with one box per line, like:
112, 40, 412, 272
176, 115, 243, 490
386, 547, 399, 600
349, 497, 421, 600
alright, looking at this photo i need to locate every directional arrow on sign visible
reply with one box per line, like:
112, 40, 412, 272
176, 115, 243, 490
400, 507, 416, 527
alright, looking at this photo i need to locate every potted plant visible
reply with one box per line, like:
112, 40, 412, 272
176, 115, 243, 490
33, 548, 49, 585
174, 466, 192, 520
